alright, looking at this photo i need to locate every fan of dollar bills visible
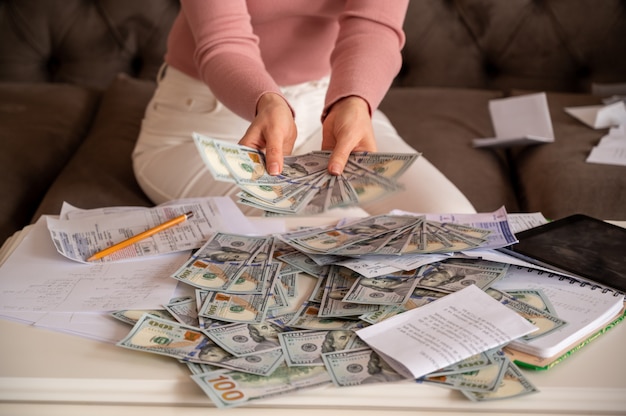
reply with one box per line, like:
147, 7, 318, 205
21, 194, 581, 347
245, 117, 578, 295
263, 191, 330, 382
112, 214, 543, 408
192, 132, 419, 215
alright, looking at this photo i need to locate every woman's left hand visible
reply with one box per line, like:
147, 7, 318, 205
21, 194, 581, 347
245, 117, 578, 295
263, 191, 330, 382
322, 96, 377, 175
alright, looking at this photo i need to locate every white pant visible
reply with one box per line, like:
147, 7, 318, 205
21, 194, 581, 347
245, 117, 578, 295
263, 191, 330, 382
132, 66, 476, 216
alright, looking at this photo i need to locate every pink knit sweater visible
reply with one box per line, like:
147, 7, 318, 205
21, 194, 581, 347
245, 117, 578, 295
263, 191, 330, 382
166, 0, 408, 121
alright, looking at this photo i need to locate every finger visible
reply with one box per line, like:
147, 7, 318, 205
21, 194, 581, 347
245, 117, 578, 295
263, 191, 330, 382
327, 143, 352, 176
264, 141, 283, 175
239, 124, 287, 176
239, 124, 264, 150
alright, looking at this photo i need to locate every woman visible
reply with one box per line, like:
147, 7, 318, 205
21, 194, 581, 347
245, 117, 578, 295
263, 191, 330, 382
132, 1, 475, 216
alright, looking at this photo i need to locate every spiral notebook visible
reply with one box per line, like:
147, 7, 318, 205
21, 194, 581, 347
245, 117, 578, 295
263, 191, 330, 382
492, 266, 625, 370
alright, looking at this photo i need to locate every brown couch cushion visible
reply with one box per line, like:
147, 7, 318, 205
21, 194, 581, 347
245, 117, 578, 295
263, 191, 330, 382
0, 82, 99, 243
509, 91, 626, 221
380, 87, 519, 213
32, 74, 155, 220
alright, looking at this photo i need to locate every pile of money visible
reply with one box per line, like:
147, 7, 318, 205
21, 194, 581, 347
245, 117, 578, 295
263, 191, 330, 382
192, 133, 418, 215
113, 215, 547, 408
417, 348, 537, 401
278, 213, 493, 256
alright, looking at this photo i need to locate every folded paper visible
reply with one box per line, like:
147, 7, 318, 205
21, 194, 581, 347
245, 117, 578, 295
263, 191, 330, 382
473, 93, 554, 148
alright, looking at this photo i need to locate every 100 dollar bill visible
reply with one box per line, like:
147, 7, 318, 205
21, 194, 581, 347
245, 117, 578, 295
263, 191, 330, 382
191, 364, 331, 408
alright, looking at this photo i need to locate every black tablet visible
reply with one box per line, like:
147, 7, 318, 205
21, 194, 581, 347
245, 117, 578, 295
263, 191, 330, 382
498, 214, 626, 293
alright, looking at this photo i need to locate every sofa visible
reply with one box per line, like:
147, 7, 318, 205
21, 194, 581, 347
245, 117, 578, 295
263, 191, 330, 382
1, 0, 625, 245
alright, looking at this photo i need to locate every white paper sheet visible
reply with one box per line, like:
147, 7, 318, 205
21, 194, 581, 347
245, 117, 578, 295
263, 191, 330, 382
473, 92, 554, 148
0, 278, 201, 343
337, 253, 449, 277
506, 212, 549, 233
33, 311, 132, 343
0, 218, 184, 313
356, 285, 537, 378
47, 197, 253, 263
472, 135, 553, 148
586, 146, 626, 166
586, 124, 626, 166
0, 210, 301, 342
565, 101, 626, 129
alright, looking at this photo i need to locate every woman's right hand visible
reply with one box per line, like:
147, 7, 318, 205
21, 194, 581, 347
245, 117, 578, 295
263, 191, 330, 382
238, 92, 297, 175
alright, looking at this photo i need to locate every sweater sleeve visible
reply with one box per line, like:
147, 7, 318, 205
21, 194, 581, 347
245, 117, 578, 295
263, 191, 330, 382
323, 0, 409, 119
178, 0, 284, 121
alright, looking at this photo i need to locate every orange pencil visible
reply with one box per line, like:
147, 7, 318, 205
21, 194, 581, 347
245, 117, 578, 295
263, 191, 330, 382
87, 211, 194, 262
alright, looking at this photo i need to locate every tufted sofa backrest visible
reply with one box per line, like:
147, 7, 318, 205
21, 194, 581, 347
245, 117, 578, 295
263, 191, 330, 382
0, 0, 624, 93
398, 0, 626, 93
0, 0, 179, 89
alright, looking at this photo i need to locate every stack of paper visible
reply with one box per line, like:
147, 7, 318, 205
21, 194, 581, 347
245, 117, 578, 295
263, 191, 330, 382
564, 101, 626, 167
0, 197, 268, 342
585, 125, 626, 166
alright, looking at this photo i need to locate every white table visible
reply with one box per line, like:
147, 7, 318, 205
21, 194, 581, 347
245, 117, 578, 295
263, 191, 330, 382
1, 219, 625, 415
1, 315, 625, 416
